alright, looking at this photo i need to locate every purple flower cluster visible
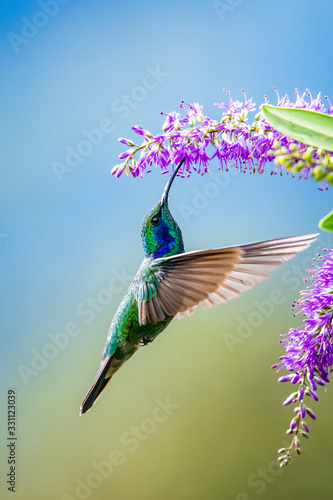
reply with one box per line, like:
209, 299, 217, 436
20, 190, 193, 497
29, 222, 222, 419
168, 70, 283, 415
273, 250, 333, 466
111, 89, 333, 188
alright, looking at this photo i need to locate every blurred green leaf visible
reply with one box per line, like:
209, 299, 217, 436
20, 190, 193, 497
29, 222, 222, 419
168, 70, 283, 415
262, 105, 333, 152
319, 209, 333, 232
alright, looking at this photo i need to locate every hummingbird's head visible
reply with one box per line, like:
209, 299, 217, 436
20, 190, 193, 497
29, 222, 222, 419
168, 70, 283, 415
141, 159, 185, 259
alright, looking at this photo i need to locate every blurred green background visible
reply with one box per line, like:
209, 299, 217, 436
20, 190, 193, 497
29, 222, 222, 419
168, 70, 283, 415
1, 1, 333, 499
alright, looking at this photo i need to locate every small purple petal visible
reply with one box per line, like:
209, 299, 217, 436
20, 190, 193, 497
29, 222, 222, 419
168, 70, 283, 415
283, 394, 297, 406
111, 164, 124, 176
290, 418, 297, 431
308, 390, 319, 402
298, 387, 304, 400
278, 374, 295, 383
309, 378, 318, 391
118, 137, 135, 146
301, 423, 310, 433
314, 376, 326, 386
119, 150, 133, 160
306, 409, 317, 420
132, 125, 146, 136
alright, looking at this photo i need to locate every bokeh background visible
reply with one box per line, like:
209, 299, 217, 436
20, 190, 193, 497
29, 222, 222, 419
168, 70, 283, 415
1, 1, 333, 499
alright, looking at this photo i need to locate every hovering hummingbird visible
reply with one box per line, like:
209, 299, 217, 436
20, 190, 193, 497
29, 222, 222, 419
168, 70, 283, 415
80, 158, 317, 414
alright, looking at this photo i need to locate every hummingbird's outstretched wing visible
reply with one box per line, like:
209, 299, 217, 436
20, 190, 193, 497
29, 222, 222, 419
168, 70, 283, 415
137, 234, 318, 325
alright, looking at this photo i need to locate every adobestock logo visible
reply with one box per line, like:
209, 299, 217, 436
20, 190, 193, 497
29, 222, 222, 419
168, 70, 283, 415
222, 233, 333, 355
223, 288, 286, 353
62, 397, 179, 500
52, 119, 115, 182
7, 0, 71, 54
236, 440, 304, 499
213, 0, 244, 22
51, 64, 169, 182
17, 268, 131, 385
178, 168, 240, 223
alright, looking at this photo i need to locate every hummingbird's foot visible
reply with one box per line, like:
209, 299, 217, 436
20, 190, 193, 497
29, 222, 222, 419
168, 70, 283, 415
140, 337, 152, 346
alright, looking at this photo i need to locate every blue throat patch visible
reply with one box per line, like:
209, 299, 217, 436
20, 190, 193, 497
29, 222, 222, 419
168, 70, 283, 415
152, 219, 175, 258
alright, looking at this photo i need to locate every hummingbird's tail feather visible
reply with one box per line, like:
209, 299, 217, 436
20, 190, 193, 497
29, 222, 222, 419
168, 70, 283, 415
80, 357, 113, 415
80, 347, 138, 414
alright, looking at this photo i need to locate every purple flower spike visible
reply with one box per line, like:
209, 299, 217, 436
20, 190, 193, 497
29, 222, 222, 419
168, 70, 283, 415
111, 88, 333, 187
275, 250, 333, 466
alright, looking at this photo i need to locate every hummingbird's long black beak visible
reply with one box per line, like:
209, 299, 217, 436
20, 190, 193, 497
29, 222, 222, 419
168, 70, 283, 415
160, 158, 185, 206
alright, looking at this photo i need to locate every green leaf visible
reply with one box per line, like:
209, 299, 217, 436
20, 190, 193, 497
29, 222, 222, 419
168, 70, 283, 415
319, 209, 333, 232
262, 105, 333, 152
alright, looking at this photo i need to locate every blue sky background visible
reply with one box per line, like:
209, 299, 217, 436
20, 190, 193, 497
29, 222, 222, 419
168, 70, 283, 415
1, 1, 333, 499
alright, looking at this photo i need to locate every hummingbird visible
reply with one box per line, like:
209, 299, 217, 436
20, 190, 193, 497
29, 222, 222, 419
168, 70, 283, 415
80, 158, 317, 414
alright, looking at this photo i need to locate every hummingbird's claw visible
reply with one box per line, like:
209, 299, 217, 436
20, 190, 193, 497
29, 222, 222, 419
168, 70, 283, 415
140, 337, 152, 346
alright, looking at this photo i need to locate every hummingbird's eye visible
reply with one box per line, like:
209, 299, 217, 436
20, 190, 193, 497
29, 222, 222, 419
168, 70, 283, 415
151, 215, 160, 225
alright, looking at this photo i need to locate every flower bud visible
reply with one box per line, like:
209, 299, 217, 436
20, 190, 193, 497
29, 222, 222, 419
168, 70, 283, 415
306, 408, 316, 420
298, 387, 304, 400
278, 374, 294, 383
283, 393, 297, 406
119, 149, 135, 160
308, 390, 318, 401
110, 163, 125, 176
118, 137, 135, 146
290, 418, 298, 431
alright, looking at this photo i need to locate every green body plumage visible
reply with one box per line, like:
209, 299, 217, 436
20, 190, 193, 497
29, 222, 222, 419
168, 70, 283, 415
102, 258, 174, 360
